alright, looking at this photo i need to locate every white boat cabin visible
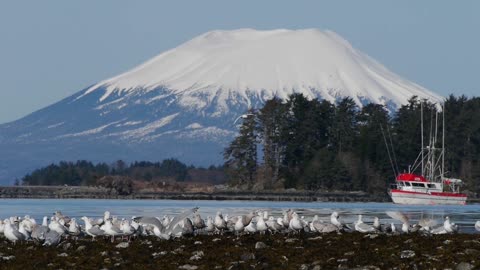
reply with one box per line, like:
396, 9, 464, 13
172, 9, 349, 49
394, 173, 443, 193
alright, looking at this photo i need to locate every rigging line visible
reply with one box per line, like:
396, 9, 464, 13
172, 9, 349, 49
386, 124, 400, 176
380, 124, 397, 178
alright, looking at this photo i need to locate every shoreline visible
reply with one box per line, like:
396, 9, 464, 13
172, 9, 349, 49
1, 233, 479, 269
2, 185, 479, 203
0, 185, 390, 202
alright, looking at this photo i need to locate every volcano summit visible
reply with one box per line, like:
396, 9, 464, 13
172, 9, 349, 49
0, 29, 442, 183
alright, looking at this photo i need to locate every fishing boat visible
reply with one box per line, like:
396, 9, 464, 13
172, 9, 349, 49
388, 104, 467, 205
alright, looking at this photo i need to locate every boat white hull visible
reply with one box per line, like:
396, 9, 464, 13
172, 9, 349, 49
390, 190, 467, 205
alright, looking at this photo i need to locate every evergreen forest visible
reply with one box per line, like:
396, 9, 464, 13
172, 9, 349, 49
223, 94, 480, 195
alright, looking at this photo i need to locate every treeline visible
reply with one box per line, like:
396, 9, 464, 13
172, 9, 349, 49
21, 159, 224, 186
224, 94, 480, 195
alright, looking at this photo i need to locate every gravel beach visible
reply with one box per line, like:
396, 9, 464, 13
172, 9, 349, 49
0, 232, 479, 270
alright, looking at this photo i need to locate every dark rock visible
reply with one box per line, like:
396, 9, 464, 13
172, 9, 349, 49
255, 242, 267, 249
62, 242, 72, 250
464, 249, 480, 256
299, 264, 309, 270
115, 242, 129, 249
179, 265, 198, 270
190, 251, 204, 261
456, 262, 474, 270
400, 250, 415, 259
1, 255, 15, 261
240, 253, 255, 261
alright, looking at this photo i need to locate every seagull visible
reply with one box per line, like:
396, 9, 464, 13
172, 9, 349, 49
43, 230, 61, 246
373, 217, 381, 231
54, 211, 71, 224
288, 212, 304, 233
266, 216, 282, 233
32, 217, 50, 242
0, 219, 5, 235
4, 219, 25, 244
354, 215, 376, 233
104, 219, 123, 242
192, 213, 206, 233
49, 218, 68, 236
205, 216, 215, 234
386, 211, 410, 233
330, 211, 344, 229
444, 216, 458, 233
390, 223, 397, 233
245, 220, 257, 234
120, 219, 135, 241
81, 216, 105, 241
256, 215, 268, 234
18, 222, 31, 240
214, 212, 227, 234
234, 216, 245, 235
68, 218, 82, 238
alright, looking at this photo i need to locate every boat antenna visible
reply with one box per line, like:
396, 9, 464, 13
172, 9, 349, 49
381, 125, 397, 178
442, 103, 445, 179
421, 102, 424, 175
386, 124, 400, 175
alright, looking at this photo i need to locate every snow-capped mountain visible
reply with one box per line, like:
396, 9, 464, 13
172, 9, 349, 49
0, 28, 442, 184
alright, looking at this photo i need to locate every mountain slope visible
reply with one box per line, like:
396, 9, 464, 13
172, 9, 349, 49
0, 28, 442, 184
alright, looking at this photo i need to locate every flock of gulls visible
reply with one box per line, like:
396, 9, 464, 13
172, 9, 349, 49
1, 208, 480, 247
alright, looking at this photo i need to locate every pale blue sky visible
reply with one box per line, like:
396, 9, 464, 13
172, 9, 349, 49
0, 1, 479, 124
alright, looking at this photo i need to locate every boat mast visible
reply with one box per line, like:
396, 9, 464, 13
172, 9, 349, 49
442, 104, 445, 179
421, 102, 424, 175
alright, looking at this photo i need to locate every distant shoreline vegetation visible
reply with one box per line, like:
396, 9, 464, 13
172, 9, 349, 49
18, 94, 480, 198
20, 159, 226, 195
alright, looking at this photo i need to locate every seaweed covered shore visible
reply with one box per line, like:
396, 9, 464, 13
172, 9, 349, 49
0, 233, 479, 270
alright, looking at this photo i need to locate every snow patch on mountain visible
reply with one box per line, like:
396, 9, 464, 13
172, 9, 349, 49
115, 113, 179, 140
58, 120, 123, 139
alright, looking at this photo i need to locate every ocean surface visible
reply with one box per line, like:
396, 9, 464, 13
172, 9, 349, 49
1, 199, 480, 233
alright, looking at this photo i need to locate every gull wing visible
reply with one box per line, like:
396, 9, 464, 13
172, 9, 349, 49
386, 211, 409, 224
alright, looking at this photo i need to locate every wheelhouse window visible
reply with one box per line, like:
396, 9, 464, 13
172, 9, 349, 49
412, 183, 426, 188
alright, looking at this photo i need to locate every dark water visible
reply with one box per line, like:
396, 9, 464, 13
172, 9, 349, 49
1, 199, 480, 233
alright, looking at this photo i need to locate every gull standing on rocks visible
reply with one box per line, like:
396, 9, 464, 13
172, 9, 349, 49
266, 216, 282, 233
104, 219, 123, 242
354, 215, 376, 233
245, 219, 257, 234
256, 215, 268, 234
81, 216, 105, 241
68, 218, 82, 238
120, 219, 135, 241
205, 216, 215, 234
234, 216, 245, 235
192, 213, 206, 233
4, 219, 25, 244
214, 211, 227, 234
288, 212, 304, 233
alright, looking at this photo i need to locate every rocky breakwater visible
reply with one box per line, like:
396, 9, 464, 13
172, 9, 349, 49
0, 233, 479, 269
